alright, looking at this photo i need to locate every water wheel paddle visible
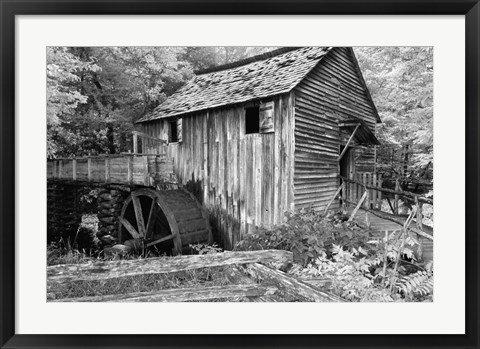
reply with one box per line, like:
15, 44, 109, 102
118, 188, 212, 254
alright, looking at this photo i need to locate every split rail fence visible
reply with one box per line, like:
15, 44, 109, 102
47, 250, 342, 302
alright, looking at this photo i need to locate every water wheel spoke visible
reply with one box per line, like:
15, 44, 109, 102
145, 234, 174, 248
145, 199, 157, 239
119, 217, 141, 239
132, 194, 146, 237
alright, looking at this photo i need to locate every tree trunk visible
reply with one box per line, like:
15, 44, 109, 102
106, 123, 116, 154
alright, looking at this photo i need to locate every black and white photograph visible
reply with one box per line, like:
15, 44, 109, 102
46, 46, 433, 303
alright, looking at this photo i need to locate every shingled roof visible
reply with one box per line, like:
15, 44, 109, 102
136, 47, 332, 123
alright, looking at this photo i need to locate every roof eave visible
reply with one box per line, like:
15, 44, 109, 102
347, 47, 382, 124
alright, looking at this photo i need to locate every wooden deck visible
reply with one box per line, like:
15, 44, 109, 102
47, 153, 175, 187
348, 207, 433, 263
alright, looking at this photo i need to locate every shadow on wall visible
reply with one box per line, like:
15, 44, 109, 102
184, 175, 203, 204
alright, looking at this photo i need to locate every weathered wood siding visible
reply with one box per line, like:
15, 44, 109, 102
47, 155, 174, 186
293, 47, 378, 211
142, 94, 295, 249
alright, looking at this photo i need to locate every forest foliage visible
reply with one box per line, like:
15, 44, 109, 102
47, 46, 274, 158
47, 46, 433, 183
354, 47, 433, 183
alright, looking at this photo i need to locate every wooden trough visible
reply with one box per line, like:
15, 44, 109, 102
47, 154, 212, 253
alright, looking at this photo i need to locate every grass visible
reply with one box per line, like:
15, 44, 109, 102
47, 265, 235, 301
47, 238, 266, 302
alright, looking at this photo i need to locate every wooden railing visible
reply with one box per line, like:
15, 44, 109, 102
133, 131, 167, 155
47, 153, 174, 186
47, 250, 342, 302
343, 172, 384, 210
332, 174, 433, 240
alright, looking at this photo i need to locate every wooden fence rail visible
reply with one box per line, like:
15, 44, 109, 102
47, 250, 292, 286
48, 250, 342, 302
47, 154, 174, 186
339, 175, 433, 206
133, 131, 168, 155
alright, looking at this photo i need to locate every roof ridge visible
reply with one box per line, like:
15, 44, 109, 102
195, 47, 302, 75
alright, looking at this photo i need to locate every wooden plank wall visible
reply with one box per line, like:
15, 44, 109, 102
293, 47, 378, 211
142, 94, 295, 249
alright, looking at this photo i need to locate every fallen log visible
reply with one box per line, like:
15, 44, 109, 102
52, 284, 277, 302
47, 250, 293, 286
243, 263, 343, 302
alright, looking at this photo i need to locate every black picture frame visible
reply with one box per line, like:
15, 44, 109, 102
1, 1, 478, 348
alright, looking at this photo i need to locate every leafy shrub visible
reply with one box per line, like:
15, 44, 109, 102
395, 270, 433, 300
235, 209, 337, 266
235, 209, 374, 266
190, 242, 223, 255
235, 208, 432, 302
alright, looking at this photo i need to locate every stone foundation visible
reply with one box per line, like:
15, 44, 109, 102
47, 180, 131, 247
96, 187, 130, 245
47, 181, 82, 243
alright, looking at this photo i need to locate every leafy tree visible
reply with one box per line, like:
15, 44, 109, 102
354, 47, 433, 183
46, 47, 100, 158
47, 46, 277, 158
47, 47, 193, 157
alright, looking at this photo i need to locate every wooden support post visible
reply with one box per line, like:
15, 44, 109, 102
394, 178, 400, 215
127, 156, 133, 184
415, 196, 424, 261
337, 123, 360, 161
365, 187, 371, 228
87, 157, 92, 182
324, 183, 344, 214
372, 173, 377, 209
143, 156, 149, 186
105, 157, 110, 183
348, 190, 368, 223
72, 159, 77, 180
362, 173, 367, 208
133, 132, 138, 154
58, 160, 63, 179
377, 174, 383, 210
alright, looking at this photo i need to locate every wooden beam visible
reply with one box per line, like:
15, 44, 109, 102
72, 159, 77, 180
339, 176, 433, 205
58, 160, 63, 178
52, 284, 278, 303
350, 204, 433, 241
348, 190, 368, 222
143, 156, 149, 186
145, 234, 174, 248
105, 157, 110, 183
324, 182, 344, 214
133, 131, 167, 144
131, 194, 146, 238
127, 156, 133, 184
337, 123, 360, 161
144, 199, 156, 239
133, 132, 138, 153
119, 217, 141, 239
243, 263, 343, 302
86, 157, 92, 181
47, 250, 293, 286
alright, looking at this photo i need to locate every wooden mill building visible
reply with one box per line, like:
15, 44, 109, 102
136, 47, 381, 248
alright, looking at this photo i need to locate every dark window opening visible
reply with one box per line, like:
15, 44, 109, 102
245, 106, 260, 134
169, 120, 178, 143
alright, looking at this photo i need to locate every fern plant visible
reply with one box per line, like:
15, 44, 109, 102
395, 270, 433, 300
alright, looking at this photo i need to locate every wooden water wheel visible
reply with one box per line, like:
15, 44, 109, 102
118, 188, 212, 254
